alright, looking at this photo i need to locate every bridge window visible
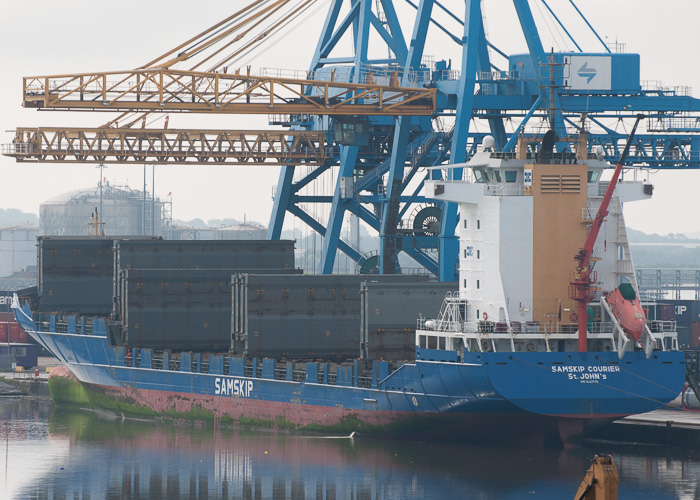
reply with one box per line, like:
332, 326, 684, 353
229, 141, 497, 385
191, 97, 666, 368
419, 335, 427, 349
493, 170, 502, 182
505, 170, 517, 182
439, 337, 446, 350
474, 168, 489, 183
428, 336, 438, 349
588, 170, 601, 183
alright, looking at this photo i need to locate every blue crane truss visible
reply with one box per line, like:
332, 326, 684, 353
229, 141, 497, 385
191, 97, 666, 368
267, 0, 700, 280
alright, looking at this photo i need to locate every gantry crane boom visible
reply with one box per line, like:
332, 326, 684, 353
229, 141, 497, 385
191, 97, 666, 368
5, 127, 327, 166
22, 68, 436, 115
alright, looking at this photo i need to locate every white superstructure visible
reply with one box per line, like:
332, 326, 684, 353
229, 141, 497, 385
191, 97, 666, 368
417, 134, 676, 357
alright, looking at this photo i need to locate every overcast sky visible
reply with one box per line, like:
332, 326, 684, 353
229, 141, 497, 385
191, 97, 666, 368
1, 0, 699, 235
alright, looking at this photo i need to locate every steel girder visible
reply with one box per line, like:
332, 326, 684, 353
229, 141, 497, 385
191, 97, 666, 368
269, 0, 447, 276
21, 69, 436, 116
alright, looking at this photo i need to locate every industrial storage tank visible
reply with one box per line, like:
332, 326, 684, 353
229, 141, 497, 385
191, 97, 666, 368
40, 183, 170, 237
214, 221, 267, 240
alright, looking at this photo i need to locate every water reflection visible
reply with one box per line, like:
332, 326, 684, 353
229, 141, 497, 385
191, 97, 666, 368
2, 397, 700, 499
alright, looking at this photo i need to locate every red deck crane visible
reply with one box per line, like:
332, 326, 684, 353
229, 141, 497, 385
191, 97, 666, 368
570, 114, 645, 352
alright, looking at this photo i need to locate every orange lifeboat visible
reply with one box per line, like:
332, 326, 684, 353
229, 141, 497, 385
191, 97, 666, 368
605, 283, 646, 341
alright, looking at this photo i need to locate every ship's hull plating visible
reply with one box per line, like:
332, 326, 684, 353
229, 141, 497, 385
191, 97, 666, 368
29, 327, 686, 443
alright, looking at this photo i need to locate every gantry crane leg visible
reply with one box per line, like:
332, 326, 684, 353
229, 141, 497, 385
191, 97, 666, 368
436, 0, 481, 281
320, 145, 358, 273
379, 0, 434, 275
267, 166, 295, 240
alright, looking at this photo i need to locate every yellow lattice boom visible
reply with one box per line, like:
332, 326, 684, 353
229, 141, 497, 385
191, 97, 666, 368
4, 127, 328, 166
23, 68, 436, 115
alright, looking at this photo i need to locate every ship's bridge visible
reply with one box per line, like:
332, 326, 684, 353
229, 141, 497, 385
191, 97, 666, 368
422, 134, 655, 345
426, 136, 651, 205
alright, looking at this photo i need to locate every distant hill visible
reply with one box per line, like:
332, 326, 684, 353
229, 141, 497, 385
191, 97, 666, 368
683, 231, 700, 241
627, 228, 700, 268
630, 245, 700, 268
627, 228, 700, 244
0, 208, 38, 227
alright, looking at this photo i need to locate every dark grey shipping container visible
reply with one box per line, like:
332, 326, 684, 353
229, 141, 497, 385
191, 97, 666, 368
122, 268, 301, 351
232, 274, 433, 361
678, 327, 691, 349
113, 239, 296, 312
38, 236, 297, 318
39, 236, 115, 277
38, 236, 122, 313
115, 239, 295, 272
360, 281, 457, 360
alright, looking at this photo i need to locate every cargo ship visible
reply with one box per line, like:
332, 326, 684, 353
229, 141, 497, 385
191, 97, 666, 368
12, 122, 686, 444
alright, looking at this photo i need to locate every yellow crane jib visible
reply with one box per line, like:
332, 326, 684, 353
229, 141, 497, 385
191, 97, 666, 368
4, 127, 328, 166
573, 455, 619, 500
22, 69, 436, 116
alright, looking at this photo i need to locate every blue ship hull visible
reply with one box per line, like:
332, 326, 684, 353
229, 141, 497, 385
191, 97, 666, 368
17, 307, 686, 443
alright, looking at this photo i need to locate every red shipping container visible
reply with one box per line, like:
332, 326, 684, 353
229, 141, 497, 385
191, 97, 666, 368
8, 323, 23, 343
692, 323, 700, 348
0, 312, 14, 322
0, 323, 7, 343
16, 323, 28, 343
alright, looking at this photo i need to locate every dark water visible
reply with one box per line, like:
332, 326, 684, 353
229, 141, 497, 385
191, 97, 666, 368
2, 397, 700, 499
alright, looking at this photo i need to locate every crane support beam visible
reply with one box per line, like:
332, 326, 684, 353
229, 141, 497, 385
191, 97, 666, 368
4, 127, 327, 165
380, 0, 434, 274
22, 69, 436, 115
6, 127, 696, 169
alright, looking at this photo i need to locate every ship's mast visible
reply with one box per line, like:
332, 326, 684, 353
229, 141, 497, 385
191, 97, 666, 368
569, 114, 645, 352
88, 207, 105, 236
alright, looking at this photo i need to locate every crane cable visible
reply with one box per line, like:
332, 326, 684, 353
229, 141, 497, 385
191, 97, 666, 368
208, 0, 319, 72
141, 0, 272, 69
186, 0, 295, 68
111, 0, 291, 128
236, 0, 329, 69
103, 0, 315, 130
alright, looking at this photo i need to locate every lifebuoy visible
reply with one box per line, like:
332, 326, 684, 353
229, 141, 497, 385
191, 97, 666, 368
481, 340, 490, 351
482, 311, 488, 321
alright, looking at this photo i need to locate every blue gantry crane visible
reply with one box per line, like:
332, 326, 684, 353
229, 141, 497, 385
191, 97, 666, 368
6, 0, 700, 280
266, 0, 700, 281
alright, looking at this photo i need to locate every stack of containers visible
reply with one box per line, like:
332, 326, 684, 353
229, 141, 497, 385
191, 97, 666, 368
658, 299, 700, 349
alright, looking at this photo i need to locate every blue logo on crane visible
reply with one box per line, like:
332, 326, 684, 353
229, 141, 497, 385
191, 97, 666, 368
577, 62, 598, 84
